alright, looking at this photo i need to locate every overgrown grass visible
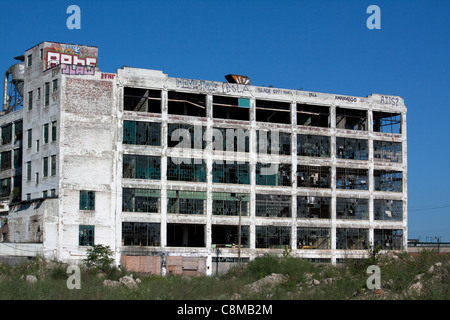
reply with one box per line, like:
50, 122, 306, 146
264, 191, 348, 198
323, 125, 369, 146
0, 250, 448, 300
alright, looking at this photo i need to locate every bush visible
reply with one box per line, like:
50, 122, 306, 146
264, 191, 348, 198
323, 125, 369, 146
83, 244, 115, 272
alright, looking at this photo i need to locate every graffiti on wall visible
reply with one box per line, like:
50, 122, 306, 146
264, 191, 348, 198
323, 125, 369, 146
61, 64, 95, 75
45, 43, 98, 70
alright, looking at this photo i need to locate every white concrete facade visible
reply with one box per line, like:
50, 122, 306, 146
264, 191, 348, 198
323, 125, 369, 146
1, 42, 407, 275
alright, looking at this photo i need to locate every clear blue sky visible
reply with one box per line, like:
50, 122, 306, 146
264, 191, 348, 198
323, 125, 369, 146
0, 0, 449, 242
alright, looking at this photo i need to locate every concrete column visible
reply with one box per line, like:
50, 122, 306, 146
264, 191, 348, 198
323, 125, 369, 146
160, 90, 168, 248
368, 107, 374, 248
290, 102, 297, 251
330, 104, 337, 265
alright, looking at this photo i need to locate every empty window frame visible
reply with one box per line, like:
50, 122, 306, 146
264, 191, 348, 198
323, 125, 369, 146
336, 107, 367, 131
167, 157, 206, 182
123, 121, 161, 146
43, 123, 49, 144
336, 228, 369, 250
122, 222, 160, 246
374, 170, 402, 192
0, 178, 11, 197
79, 225, 94, 246
297, 104, 330, 128
373, 111, 401, 134
256, 194, 291, 218
167, 223, 205, 247
1, 124, 12, 145
168, 91, 206, 117
213, 95, 250, 121
123, 155, 161, 180
122, 188, 160, 213
374, 199, 403, 221
44, 82, 50, 106
336, 197, 368, 220
297, 134, 330, 158
14, 120, 23, 142
212, 192, 249, 216
373, 140, 402, 163
168, 124, 206, 149
336, 168, 368, 190
257, 130, 291, 155
256, 162, 291, 186
13, 149, 21, 169
336, 137, 368, 160
297, 227, 331, 249
51, 155, 56, 176
256, 226, 291, 249
374, 229, 403, 250
212, 225, 250, 248
51, 121, 57, 141
213, 127, 249, 153
297, 196, 331, 219
255, 100, 291, 124
28, 91, 33, 110
212, 161, 250, 184
0, 151, 11, 171
123, 87, 161, 113
43, 157, 48, 177
167, 190, 206, 215
79, 190, 95, 210
297, 165, 331, 188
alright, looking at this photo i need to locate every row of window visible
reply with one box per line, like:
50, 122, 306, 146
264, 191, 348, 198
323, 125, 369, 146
123, 121, 403, 163
79, 223, 402, 250
123, 155, 403, 191
121, 188, 403, 221
25, 155, 57, 182
26, 122, 57, 149
27, 80, 57, 110
123, 88, 403, 134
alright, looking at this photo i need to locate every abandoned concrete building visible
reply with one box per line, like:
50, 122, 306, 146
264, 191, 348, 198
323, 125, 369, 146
0, 41, 407, 275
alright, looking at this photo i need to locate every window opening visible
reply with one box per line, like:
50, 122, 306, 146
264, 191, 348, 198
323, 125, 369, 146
79, 225, 94, 246
213, 95, 250, 121
123, 155, 161, 180
374, 199, 402, 221
297, 196, 330, 219
374, 229, 403, 250
256, 162, 291, 186
123, 121, 161, 146
336, 168, 368, 190
297, 104, 330, 128
373, 140, 402, 163
373, 111, 401, 134
256, 226, 291, 249
212, 225, 250, 248
336, 107, 367, 131
297, 165, 331, 188
336, 198, 368, 220
212, 192, 249, 216
336, 228, 368, 250
124, 87, 161, 113
297, 134, 330, 158
168, 91, 206, 117
79, 190, 95, 210
167, 190, 206, 215
122, 188, 160, 213
256, 194, 291, 217
122, 222, 160, 246
297, 227, 330, 249
336, 137, 368, 160
167, 223, 205, 247
256, 100, 290, 124
212, 161, 250, 184
167, 157, 206, 182
374, 170, 402, 192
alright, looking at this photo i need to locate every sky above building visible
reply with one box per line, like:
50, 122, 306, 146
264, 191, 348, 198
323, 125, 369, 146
0, 0, 449, 242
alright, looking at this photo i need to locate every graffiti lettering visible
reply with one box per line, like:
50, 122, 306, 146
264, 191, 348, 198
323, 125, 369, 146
335, 95, 357, 103
47, 51, 97, 70
176, 78, 219, 93
380, 95, 399, 106
101, 73, 116, 80
61, 64, 95, 75
221, 82, 250, 95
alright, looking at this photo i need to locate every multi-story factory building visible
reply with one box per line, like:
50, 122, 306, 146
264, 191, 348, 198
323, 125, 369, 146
0, 41, 407, 275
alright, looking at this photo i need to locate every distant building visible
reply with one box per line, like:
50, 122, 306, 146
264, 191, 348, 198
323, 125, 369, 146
0, 41, 407, 275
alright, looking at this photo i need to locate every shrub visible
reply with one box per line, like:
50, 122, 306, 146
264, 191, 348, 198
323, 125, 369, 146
83, 244, 115, 272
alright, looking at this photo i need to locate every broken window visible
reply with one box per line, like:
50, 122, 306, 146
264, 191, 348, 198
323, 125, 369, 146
336, 197, 368, 220
169, 124, 206, 149
374, 229, 403, 250
0, 151, 11, 171
28, 91, 33, 110
213, 95, 250, 121
373, 140, 402, 163
336, 228, 368, 250
167, 190, 206, 215
297, 165, 331, 188
374, 170, 402, 192
1, 124, 12, 145
213, 127, 249, 153
79, 190, 95, 210
297, 104, 330, 128
122, 222, 160, 246
51, 155, 56, 176
297, 196, 331, 219
167, 157, 206, 182
336, 107, 367, 131
336, 168, 368, 190
167, 223, 205, 247
123, 121, 161, 146
256, 162, 291, 186
79, 225, 94, 246
123, 155, 161, 180
13, 149, 21, 169
0, 178, 11, 197
256, 100, 291, 124
51, 121, 57, 142
212, 192, 249, 216
14, 120, 23, 142
374, 199, 403, 221
336, 137, 368, 160
124, 87, 161, 113
212, 161, 250, 184
297, 134, 330, 158
256, 194, 291, 218
43, 157, 48, 177
256, 226, 291, 249
257, 131, 291, 155
297, 227, 330, 249
43, 123, 49, 144
44, 82, 50, 106
122, 188, 160, 213
168, 91, 206, 117
212, 225, 250, 248
373, 111, 401, 134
